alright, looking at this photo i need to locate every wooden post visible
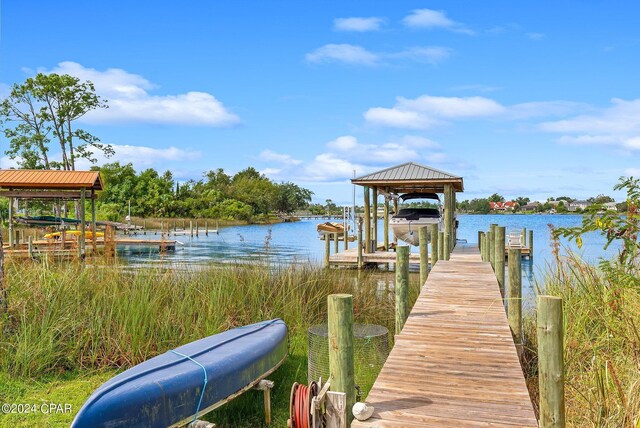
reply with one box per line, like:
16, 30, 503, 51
477, 230, 482, 249
437, 230, 444, 261
489, 224, 497, 270
529, 230, 534, 258
430, 224, 438, 267
254, 379, 274, 426
80, 188, 86, 257
27, 236, 33, 258
443, 184, 452, 254
196, 220, 199, 237
479, 232, 485, 261
372, 187, 378, 247
443, 232, 450, 261
383, 196, 389, 251
363, 187, 371, 254
357, 217, 363, 269
419, 226, 429, 285
521, 227, 527, 247
537, 295, 565, 428
190, 220, 193, 237
343, 216, 349, 251
143, 219, 146, 235
451, 190, 457, 248
508, 249, 522, 342
327, 294, 355, 425
495, 226, 506, 293
393, 197, 398, 245
91, 192, 97, 253
395, 245, 409, 334
325, 232, 331, 268
205, 221, 208, 236
333, 232, 339, 254
8, 197, 13, 248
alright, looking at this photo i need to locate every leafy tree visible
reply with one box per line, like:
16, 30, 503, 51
1, 73, 112, 170
273, 182, 313, 214
588, 194, 615, 204
467, 198, 490, 214
557, 201, 568, 213
488, 193, 505, 203
514, 197, 530, 207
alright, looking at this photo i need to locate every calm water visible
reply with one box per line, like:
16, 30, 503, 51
118, 214, 619, 298
120, 214, 617, 268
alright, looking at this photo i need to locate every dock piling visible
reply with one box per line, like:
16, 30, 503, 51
190, 220, 193, 237
325, 232, 331, 268
443, 232, 450, 261
205, 221, 208, 236
430, 224, 438, 267
357, 217, 363, 269
529, 230, 534, 258
419, 227, 429, 285
537, 295, 565, 428
333, 232, 339, 254
395, 245, 410, 334
521, 227, 527, 247
327, 294, 355, 425
383, 196, 389, 251
479, 232, 486, 261
27, 236, 33, 258
489, 224, 497, 270
437, 231, 444, 261
495, 226, 506, 294
363, 187, 371, 254
508, 249, 522, 343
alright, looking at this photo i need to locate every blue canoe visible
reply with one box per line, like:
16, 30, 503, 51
71, 319, 288, 428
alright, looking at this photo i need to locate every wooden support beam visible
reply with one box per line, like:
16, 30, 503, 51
327, 294, 355, 425
357, 217, 363, 270
372, 187, 378, 246
495, 226, 506, 295
537, 295, 565, 428
479, 232, 485, 261
363, 187, 371, 254
333, 232, 339, 254
8, 197, 14, 248
0, 190, 97, 199
254, 379, 274, 426
508, 248, 522, 343
79, 187, 86, 257
325, 232, 331, 268
430, 224, 438, 267
489, 224, 497, 270
529, 230, 534, 258
443, 232, 450, 261
419, 227, 429, 285
395, 245, 409, 334
383, 196, 389, 251
443, 184, 452, 255
437, 230, 444, 261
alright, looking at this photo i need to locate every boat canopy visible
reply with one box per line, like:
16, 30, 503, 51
399, 193, 440, 201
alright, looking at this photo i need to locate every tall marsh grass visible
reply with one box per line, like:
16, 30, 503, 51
523, 251, 640, 427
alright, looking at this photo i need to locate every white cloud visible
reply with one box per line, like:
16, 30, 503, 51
625, 168, 640, 176
306, 44, 379, 66
527, 32, 545, 41
261, 135, 453, 183
258, 150, 302, 165
540, 98, 640, 151
306, 44, 452, 67
390, 46, 452, 65
365, 94, 589, 129
402, 9, 475, 35
333, 17, 384, 32
38, 62, 239, 126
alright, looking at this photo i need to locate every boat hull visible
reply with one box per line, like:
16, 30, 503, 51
71, 319, 288, 428
390, 218, 442, 246
317, 222, 348, 235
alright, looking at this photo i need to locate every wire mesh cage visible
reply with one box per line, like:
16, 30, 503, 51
307, 323, 389, 391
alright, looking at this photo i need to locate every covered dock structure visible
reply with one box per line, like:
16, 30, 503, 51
0, 169, 103, 255
343, 162, 463, 266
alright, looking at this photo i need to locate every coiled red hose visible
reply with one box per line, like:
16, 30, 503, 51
289, 381, 318, 428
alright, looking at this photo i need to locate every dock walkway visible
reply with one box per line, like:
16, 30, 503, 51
352, 245, 537, 427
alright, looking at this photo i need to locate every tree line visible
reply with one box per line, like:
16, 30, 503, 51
458, 193, 627, 214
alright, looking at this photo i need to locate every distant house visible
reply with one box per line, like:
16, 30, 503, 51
604, 201, 618, 211
490, 201, 517, 211
520, 202, 540, 212
568, 200, 590, 212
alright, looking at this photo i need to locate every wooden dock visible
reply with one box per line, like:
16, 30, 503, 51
352, 245, 537, 427
329, 248, 420, 266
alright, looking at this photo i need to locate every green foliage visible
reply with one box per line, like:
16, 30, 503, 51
460, 198, 491, 214
94, 162, 312, 221
0, 73, 111, 170
487, 193, 505, 203
556, 200, 568, 213
514, 196, 530, 207
553, 176, 640, 285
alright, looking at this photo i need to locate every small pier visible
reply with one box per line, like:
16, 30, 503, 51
352, 245, 537, 427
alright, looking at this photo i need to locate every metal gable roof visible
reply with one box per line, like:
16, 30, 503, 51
353, 162, 461, 182
0, 169, 103, 191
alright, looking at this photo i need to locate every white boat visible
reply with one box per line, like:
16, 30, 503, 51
390, 193, 444, 246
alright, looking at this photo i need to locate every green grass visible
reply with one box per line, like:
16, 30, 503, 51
521, 252, 640, 427
0, 260, 419, 427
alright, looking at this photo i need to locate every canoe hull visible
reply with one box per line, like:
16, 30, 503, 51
390, 218, 442, 246
71, 319, 288, 428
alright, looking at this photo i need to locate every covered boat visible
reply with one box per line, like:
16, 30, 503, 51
71, 319, 288, 428
390, 193, 444, 246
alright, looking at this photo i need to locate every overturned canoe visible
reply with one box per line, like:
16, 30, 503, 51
71, 319, 288, 428
317, 222, 349, 235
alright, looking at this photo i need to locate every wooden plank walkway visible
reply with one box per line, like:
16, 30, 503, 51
352, 245, 537, 427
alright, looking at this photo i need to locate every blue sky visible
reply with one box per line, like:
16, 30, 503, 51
1, 1, 639, 204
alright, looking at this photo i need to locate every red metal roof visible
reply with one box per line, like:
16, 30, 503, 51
0, 169, 103, 190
